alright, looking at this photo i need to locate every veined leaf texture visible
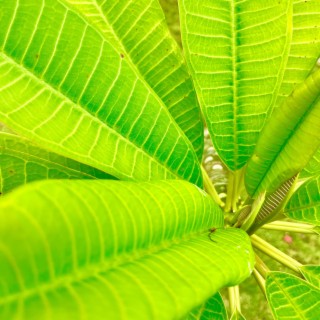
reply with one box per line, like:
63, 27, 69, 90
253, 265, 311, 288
0, 0, 203, 186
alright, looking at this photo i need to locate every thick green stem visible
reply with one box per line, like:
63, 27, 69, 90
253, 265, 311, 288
252, 268, 266, 296
224, 168, 245, 213
262, 221, 316, 234
228, 285, 241, 315
232, 172, 240, 211
234, 167, 245, 208
251, 234, 302, 273
201, 166, 224, 207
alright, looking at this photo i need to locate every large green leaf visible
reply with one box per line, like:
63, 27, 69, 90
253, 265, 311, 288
65, 0, 203, 159
184, 293, 227, 320
300, 265, 320, 289
0, 132, 113, 194
276, 0, 320, 108
245, 68, 320, 197
0, 180, 254, 319
179, 0, 292, 170
244, 0, 320, 196
266, 272, 320, 320
284, 175, 320, 226
0, 0, 202, 186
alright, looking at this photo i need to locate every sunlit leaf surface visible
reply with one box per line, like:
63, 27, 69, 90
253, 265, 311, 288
266, 272, 320, 320
0, 0, 202, 186
65, 0, 204, 159
179, 0, 292, 170
245, 70, 320, 197
0, 132, 113, 194
300, 265, 320, 289
0, 180, 254, 319
276, 0, 320, 108
285, 175, 320, 226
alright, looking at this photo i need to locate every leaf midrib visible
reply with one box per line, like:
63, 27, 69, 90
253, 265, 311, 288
231, 0, 238, 169
271, 275, 309, 320
0, 230, 208, 306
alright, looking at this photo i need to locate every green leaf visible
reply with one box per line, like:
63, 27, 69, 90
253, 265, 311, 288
276, 0, 320, 108
285, 175, 320, 226
0, 180, 254, 319
0, 0, 202, 186
245, 68, 320, 197
0, 132, 113, 194
244, 0, 320, 196
65, 0, 203, 159
300, 265, 320, 289
266, 272, 320, 320
179, 0, 292, 170
240, 192, 265, 232
301, 147, 320, 179
184, 292, 227, 320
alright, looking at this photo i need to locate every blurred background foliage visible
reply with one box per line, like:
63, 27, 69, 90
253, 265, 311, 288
159, 0, 182, 46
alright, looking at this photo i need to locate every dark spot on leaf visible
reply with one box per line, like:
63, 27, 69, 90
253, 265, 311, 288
120, 53, 124, 59
35, 54, 39, 59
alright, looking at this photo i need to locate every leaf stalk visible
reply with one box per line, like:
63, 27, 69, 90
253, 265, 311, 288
254, 254, 270, 279
251, 234, 302, 273
202, 166, 224, 206
261, 221, 317, 234
252, 268, 266, 297
228, 285, 241, 315
225, 169, 244, 213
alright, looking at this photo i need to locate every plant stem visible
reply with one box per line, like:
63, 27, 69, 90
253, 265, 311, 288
254, 254, 270, 279
234, 167, 245, 208
201, 166, 224, 206
228, 285, 241, 315
252, 268, 266, 296
251, 234, 302, 273
225, 168, 245, 213
224, 171, 234, 212
262, 221, 316, 234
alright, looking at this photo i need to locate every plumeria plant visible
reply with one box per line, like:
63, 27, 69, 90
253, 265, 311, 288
0, 0, 320, 319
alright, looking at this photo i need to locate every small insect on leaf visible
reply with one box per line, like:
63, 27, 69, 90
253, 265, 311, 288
208, 227, 217, 242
